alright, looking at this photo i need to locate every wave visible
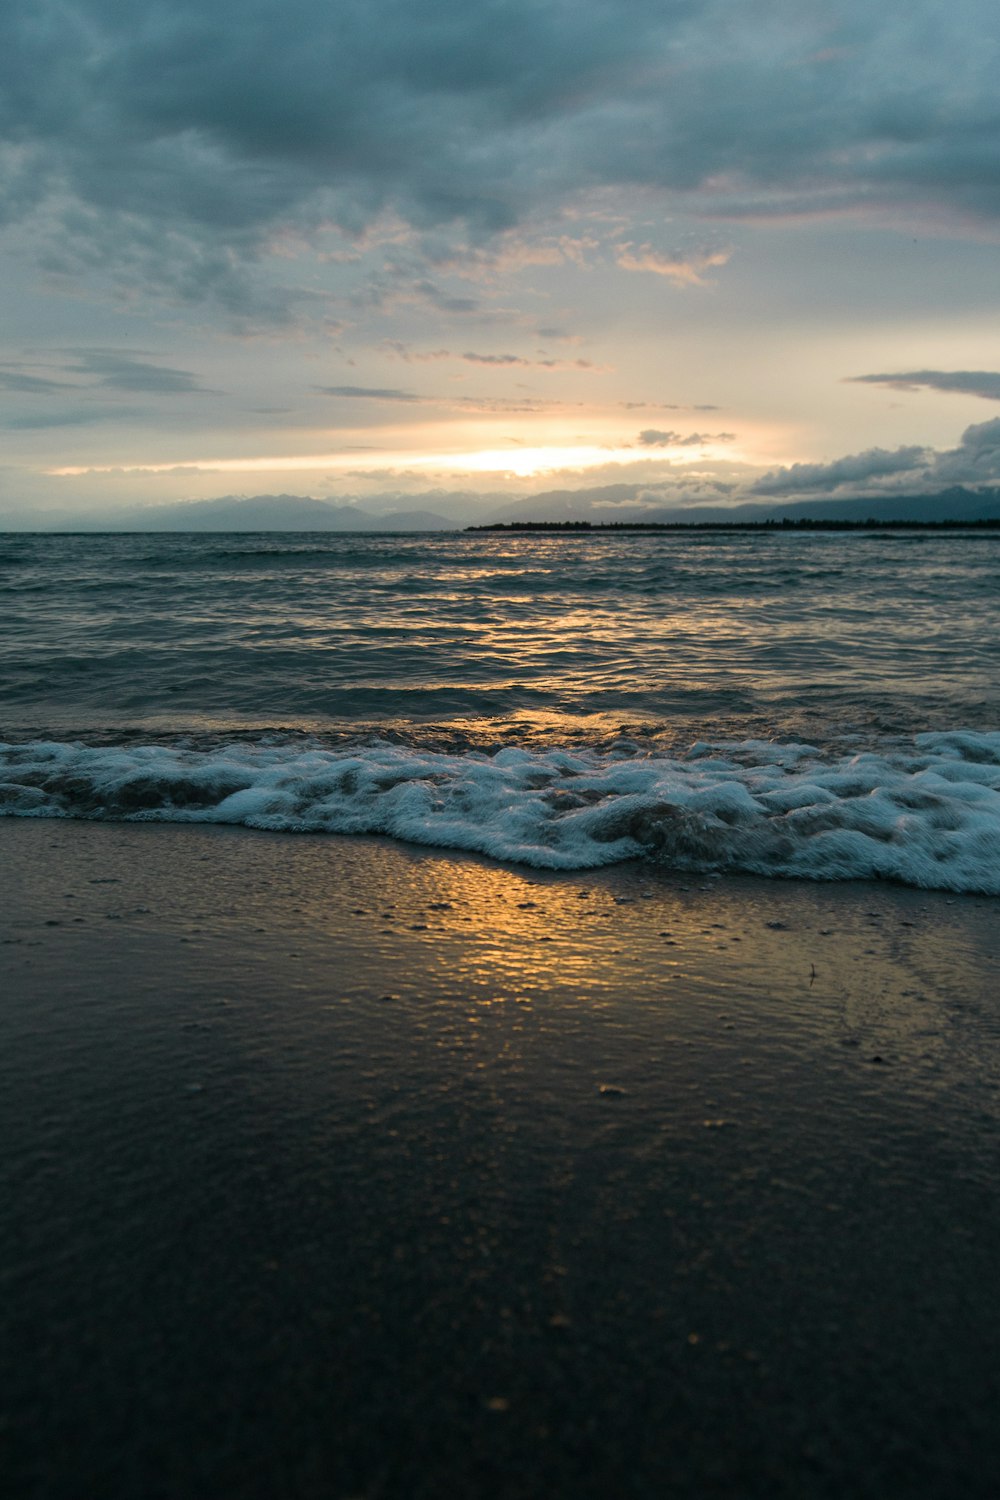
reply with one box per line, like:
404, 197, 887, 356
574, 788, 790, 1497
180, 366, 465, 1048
2, 731, 999, 892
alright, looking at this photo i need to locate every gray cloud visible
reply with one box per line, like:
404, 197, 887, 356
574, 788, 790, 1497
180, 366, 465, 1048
411, 281, 479, 314
458, 352, 604, 370
749, 417, 1000, 498
316, 384, 583, 414
65, 349, 206, 393
0, 406, 142, 430
460, 352, 535, 366
932, 417, 1000, 483
0, 350, 207, 402
620, 401, 720, 412
638, 428, 734, 446
447, 395, 583, 413
850, 370, 1000, 401
1, 2, 997, 314
318, 385, 422, 402
750, 445, 929, 496
0, 368, 73, 394
383, 342, 606, 370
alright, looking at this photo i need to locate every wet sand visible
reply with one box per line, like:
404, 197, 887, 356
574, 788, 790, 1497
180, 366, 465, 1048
3, 819, 1000, 1499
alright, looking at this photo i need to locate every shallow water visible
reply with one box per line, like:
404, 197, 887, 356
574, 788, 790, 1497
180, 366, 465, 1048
2, 529, 999, 888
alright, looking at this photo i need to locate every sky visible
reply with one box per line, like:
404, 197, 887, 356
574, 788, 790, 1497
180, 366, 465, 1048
2, 0, 1000, 524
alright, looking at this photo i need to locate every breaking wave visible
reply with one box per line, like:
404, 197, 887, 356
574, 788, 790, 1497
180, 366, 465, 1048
2, 731, 999, 893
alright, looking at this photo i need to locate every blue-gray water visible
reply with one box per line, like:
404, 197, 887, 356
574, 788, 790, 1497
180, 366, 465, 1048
2, 530, 999, 889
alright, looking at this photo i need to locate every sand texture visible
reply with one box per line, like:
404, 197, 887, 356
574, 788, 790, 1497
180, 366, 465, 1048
3, 819, 1000, 1499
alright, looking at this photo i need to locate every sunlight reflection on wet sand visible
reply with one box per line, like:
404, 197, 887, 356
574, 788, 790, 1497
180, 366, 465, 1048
5, 819, 1000, 1497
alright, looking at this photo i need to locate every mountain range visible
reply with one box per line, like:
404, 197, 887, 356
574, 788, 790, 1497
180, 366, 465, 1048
4, 485, 1000, 531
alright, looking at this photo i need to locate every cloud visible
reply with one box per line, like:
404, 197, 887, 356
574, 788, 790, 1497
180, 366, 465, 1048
850, 370, 1000, 402
459, 352, 540, 366
750, 445, 928, 495
749, 417, 1000, 498
318, 384, 422, 402
932, 417, 1000, 483
457, 351, 606, 370
315, 384, 583, 414
2, 2, 998, 314
620, 401, 721, 412
638, 428, 735, 446
0, 349, 207, 403
0, 368, 73, 394
0, 407, 142, 430
65, 349, 207, 393
381, 342, 607, 370
446, 395, 584, 413
615, 244, 732, 286
411, 280, 479, 314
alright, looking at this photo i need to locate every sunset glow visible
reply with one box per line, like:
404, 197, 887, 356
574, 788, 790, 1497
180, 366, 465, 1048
48, 438, 750, 481
1, 0, 998, 530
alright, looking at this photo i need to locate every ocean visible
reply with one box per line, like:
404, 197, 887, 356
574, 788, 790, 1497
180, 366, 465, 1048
2, 528, 999, 891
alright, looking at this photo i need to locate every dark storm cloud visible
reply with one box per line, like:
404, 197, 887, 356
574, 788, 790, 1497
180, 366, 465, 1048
1, 1, 997, 313
850, 371, 1000, 402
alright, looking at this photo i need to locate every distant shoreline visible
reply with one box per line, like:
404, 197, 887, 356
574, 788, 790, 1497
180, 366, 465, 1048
468, 517, 1000, 532
4, 521, 1000, 535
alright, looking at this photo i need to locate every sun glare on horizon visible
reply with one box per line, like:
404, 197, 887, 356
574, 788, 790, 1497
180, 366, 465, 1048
47, 437, 748, 481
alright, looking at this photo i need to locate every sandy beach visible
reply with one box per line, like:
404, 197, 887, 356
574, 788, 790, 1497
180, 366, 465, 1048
3, 818, 1000, 1498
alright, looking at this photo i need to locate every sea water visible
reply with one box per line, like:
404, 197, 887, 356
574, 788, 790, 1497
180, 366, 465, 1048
1, 529, 998, 891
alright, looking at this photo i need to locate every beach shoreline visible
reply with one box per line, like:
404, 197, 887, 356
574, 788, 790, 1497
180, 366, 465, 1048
4, 819, 1000, 1498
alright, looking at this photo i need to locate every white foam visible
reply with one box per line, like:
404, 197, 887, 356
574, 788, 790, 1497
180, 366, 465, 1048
2, 732, 1000, 892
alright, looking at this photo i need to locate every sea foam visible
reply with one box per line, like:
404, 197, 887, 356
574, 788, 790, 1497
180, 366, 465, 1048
2, 732, 999, 892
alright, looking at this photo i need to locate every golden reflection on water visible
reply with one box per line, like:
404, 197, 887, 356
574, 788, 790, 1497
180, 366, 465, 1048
368, 851, 690, 1002
10, 819, 998, 1138
178, 832, 995, 1152
297, 839, 999, 1071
